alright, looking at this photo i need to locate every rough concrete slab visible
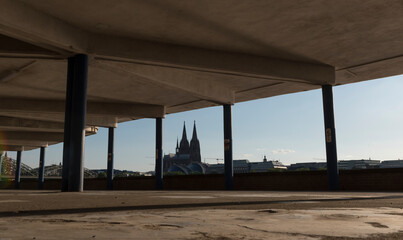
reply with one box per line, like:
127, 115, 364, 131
1, 190, 403, 239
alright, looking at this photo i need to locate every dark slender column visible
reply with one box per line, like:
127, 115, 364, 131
61, 57, 74, 192
0, 152, 3, 180
322, 85, 339, 190
14, 151, 22, 189
107, 127, 115, 190
38, 147, 46, 190
67, 54, 89, 192
155, 118, 163, 190
223, 104, 233, 190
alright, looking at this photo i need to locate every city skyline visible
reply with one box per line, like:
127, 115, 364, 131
4, 74, 403, 172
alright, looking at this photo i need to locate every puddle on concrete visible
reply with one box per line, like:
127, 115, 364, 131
143, 223, 184, 230
366, 222, 389, 228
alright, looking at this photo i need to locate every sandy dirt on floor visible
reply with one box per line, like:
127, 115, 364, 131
1, 191, 403, 239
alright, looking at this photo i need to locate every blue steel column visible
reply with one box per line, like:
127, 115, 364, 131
223, 104, 233, 190
67, 54, 88, 192
107, 127, 115, 190
155, 118, 163, 190
38, 147, 46, 190
322, 85, 339, 190
14, 151, 22, 189
61, 57, 74, 192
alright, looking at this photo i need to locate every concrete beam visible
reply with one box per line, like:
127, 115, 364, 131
2, 131, 64, 142
0, 145, 35, 151
0, 116, 65, 132
0, 34, 61, 59
0, 115, 98, 134
0, 1, 334, 85
94, 60, 235, 104
91, 35, 335, 85
4, 140, 50, 147
336, 55, 403, 85
0, 116, 102, 132
0, 98, 165, 118
0, 112, 117, 128
0, 0, 87, 54
87, 101, 165, 118
85, 117, 117, 128
0, 60, 37, 83
166, 100, 218, 114
0, 145, 23, 151
234, 82, 319, 102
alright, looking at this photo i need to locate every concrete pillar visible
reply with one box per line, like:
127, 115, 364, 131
223, 104, 233, 190
14, 151, 22, 189
155, 118, 163, 190
62, 54, 88, 192
61, 57, 74, 192
107, 127, 114, 190
322, 85, 339, 190
38, 147, 45, 190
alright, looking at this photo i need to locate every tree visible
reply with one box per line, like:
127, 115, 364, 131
97, 172, 107, 178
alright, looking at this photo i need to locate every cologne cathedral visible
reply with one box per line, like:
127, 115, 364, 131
163, 121, 201, 172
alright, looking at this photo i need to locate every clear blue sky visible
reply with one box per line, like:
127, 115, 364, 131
6, 75, 403, 172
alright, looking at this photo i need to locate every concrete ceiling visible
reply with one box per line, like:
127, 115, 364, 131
1, 0, 403, 150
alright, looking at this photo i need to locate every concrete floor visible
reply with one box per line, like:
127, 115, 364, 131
1, 191, 403, 239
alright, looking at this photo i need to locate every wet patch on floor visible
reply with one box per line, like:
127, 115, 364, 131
258, 209, 277, 213
143, 223, 184, 230
365, 222, 389, 228
319, 214, 361, 220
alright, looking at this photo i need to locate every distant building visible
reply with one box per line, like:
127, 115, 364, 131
163, 121, 202, 172
167, 162, 207, 175
250, 156, 287, 172
289, 159, 381, 171
205, 156, 286, 174
288, 162, 327, 171
338, 159, 380, 169
234, 160, 250, 173
380, 160, 403, 168
205, 163, 224, 174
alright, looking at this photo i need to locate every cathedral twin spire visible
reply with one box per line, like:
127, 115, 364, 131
177, 121, 201, 162
191, 121, 198, 141
178, 122, 190, 155
189, 121, 201, 163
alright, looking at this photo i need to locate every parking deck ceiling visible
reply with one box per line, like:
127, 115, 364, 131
1, 0, 403, 150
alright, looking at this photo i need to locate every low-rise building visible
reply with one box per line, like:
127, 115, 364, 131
380, 160, 403, 168
205, 163, 224, 174
250, 160, 287, 172
205, 157, 286, 174
338, 160, 380, 169
288, 162, 327, 171
233, 159, 250, 173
